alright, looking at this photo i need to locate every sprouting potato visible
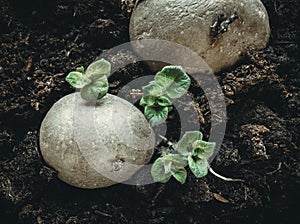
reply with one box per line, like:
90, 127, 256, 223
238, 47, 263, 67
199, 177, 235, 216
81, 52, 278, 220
39, 93, 155, 189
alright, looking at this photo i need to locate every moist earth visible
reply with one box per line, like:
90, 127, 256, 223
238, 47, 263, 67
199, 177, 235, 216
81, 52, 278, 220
0, 0, 299, 223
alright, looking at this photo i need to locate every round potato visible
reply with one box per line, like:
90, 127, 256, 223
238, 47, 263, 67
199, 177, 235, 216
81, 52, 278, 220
130, 0, 270, 72
39, 93, 155, 188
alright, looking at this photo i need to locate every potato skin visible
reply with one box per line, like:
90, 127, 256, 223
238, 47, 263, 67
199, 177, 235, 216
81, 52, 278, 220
39, 93, 155, 189
130, 0, 270, 73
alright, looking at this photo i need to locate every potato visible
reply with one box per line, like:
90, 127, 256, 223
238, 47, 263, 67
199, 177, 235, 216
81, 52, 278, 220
129, 0, 270, 73
39, 93, 155, 188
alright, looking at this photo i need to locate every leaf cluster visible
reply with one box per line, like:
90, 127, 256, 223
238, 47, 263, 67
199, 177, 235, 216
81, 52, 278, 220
140, 66, 191, 126
151, 131, 216, 184
65, 59, 111, 101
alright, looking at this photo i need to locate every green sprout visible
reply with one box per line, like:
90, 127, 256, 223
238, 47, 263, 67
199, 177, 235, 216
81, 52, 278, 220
140, 66, 191, 126
151, 131, 216, 184
65, 62, 242, 184
66, 59, 111, 101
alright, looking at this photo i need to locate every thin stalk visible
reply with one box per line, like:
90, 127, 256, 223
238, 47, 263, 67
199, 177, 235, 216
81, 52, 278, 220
158, 135, 173, 147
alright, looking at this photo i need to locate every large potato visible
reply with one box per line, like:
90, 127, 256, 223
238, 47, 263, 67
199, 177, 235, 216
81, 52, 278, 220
130, 0, 270, 72
39, 93, 155, 188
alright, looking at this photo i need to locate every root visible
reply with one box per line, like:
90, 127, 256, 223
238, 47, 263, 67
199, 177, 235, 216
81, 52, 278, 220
208, 165, 244, 182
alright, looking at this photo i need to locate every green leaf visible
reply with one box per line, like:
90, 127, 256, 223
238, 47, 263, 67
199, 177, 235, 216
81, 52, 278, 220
85, 59, 111, 78
144, 106, 169, 126
192, 140, 216, 159
66, 71, 88, 88
151, 153, 187, 184
142, 81, 165, 98
176, 131, 203, 156
188, 156, 208, 178
76, 66, 85, 73
140, 96, 147, 107
140, 96, 156, 107
80, 75, 109, 101
154, 66, 191, 99
156, 96, 172, 107
140, 95, 172, 108
163, 153, 187, 170
172, 168, 187, 184
151, 158, 172, 183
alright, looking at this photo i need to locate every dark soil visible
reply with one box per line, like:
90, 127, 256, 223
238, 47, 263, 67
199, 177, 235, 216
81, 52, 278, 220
0, 0, 299, 223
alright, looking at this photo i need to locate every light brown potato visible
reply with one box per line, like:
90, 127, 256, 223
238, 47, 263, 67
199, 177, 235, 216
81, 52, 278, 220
39, 93, 155, 188
130, 0, 270, 73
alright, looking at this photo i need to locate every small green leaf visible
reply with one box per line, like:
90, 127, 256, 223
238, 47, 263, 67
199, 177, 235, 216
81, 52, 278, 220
163, 153, 187, 170
66, 71, 91, 88
192, 140, 216, 159
188, 156, 208, 178
140, 96, 147, 107
176, 131, 203, 156
151, 158, 172, 183
85, 59, 111, 77
76, 66, 85, 73
144, 106, 169, 126
142, 81, 165, 98
140, 95, 172, 108
172, 168, 187, 184
154, 66, 191, 99
151, 153, 187, 184
140, 96, 156, 107
80, 75, 109, 101
156, 96, 172, 107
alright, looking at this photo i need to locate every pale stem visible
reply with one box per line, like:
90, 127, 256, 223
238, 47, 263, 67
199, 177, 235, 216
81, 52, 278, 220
208, 164, 244, 182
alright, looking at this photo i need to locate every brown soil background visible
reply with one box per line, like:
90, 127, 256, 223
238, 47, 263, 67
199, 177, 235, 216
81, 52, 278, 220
0, 0, 299, 223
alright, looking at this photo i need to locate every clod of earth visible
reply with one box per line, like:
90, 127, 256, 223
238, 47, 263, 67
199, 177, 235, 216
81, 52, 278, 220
39, 93, 155, 189
129, 0, 270, 73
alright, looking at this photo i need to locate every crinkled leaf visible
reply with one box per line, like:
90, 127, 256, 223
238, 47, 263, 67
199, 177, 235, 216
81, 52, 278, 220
139, 96, 147, 107
172, 168, 187, 184
76, 66, 85, 73
192, 140, 216, 159
188, 156, 208, 178
156, 96, 172, 107
142, 81, 165, 97
66, 71, 89, 88
140, 96, 156, 107
154, 66, 191, 99
85, 59, 111, 77
151, 158, 172, 183
144, 106, 169, 126
176, 131, 203, 156
140, 95, 172, 108
80, 75, 109, 101
151, 153, 187, 184
163, 153, 187, 170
